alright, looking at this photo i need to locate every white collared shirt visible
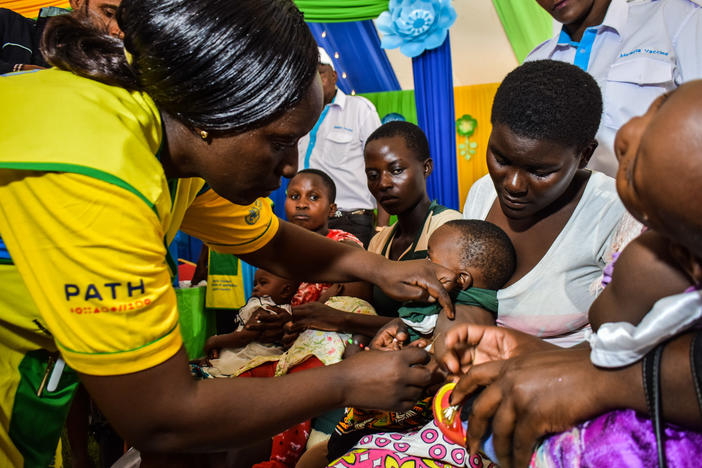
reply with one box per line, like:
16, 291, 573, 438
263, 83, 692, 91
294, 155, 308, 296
526, 0, 702, 177
297, 89, 381, 211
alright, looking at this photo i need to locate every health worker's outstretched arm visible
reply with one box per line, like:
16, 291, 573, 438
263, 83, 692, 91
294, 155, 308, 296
0, 173, 433, 454
241, 220, 457, 318
81, 345, 432, 453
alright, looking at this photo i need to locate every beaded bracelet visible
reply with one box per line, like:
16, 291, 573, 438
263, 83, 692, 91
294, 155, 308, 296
347, 337, 366, 350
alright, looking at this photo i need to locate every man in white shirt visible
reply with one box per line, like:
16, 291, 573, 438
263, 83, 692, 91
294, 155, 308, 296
297, 47, 384, 246
526, 0, 702, 177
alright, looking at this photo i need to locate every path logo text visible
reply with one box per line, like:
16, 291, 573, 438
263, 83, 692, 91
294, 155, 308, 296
64, 279, 145, 301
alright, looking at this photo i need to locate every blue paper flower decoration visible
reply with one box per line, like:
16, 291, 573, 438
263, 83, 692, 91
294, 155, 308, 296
376, 0, 457, 58
381, 112, 407, 124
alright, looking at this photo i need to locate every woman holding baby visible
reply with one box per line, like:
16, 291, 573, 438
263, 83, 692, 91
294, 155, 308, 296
326, 60, 645, 468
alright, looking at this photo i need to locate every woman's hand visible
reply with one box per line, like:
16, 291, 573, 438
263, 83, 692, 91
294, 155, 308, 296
288, 302, 340, 332
457, 348, 614, 468
339, 347, 433, 411
370, 318, 410, 351
373, 259, 457, 319
244, 306, 292, 343
281, 302, 340, 348
442, 324, 557, 375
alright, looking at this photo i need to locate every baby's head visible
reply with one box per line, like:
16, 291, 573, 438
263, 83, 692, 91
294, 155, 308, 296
615, 80, 702, 283
285, 169, 337, 234
428, 220, 516, 291
252, 269, 299, 305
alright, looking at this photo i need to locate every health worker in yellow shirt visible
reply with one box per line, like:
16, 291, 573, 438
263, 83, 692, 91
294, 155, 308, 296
0, 0, 457, 465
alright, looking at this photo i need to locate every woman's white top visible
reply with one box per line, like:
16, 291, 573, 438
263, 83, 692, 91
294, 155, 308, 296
463, 172, 638, 347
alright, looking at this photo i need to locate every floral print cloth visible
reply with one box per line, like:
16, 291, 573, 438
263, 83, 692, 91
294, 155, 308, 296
275, 296, 376, 375
328, 421, 494, 468
225, 296, 376, 376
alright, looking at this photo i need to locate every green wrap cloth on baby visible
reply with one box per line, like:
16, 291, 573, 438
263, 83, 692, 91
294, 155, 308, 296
398, 288, 498, 342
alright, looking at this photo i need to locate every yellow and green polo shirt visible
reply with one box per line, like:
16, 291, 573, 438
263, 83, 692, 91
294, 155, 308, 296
0, 69, 279, 466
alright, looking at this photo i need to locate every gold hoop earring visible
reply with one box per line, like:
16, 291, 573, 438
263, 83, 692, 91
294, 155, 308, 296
200, 130, 209, 140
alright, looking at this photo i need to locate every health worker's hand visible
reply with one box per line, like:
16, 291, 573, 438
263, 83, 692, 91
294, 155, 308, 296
370, 318, 410, 351
339, 346, 432, 411
374, 259, 457, 319
287, 302, 340, 333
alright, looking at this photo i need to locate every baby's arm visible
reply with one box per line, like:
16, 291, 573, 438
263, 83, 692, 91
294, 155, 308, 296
287, 300, 391, 338
343, 334, 371, 358
589, 230, 692, 331
433, 304, 495, 364
203, 328, 260, 357
203, 307, 282, 356
369, 318, 411, 351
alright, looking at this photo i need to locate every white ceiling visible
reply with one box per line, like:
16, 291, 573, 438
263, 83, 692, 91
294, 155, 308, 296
381, 0, 520, 89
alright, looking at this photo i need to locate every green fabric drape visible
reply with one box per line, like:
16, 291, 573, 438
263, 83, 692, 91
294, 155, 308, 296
398, 287, 499, 341
492, 0, 553, 63
360, 89, 418, 124
293, 0, 388, 22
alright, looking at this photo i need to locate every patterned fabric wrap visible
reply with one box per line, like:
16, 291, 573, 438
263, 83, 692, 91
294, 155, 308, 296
291, 229, 362, 306
328, 397, 435, 461
327, 407, 702, 467
336, 398, 434, 435
189, 297, 375, 379
530, 409, 702, 468
274, 296, 376, 375
328, 421, 495, 468
591, 214, 644, 297
328, 448, 461, 467
230, 296, 376, 376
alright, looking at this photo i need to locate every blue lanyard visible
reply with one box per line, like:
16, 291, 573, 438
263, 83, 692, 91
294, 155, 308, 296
303, 93, 337, 169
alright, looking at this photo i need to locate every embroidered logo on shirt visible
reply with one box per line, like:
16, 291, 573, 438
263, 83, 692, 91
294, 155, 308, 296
332, 125, 353, 132
619, 48, 670, 58
245, 200, 261, 225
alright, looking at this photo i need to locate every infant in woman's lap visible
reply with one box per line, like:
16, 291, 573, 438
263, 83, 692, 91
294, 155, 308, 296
326, 219, 516, 461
